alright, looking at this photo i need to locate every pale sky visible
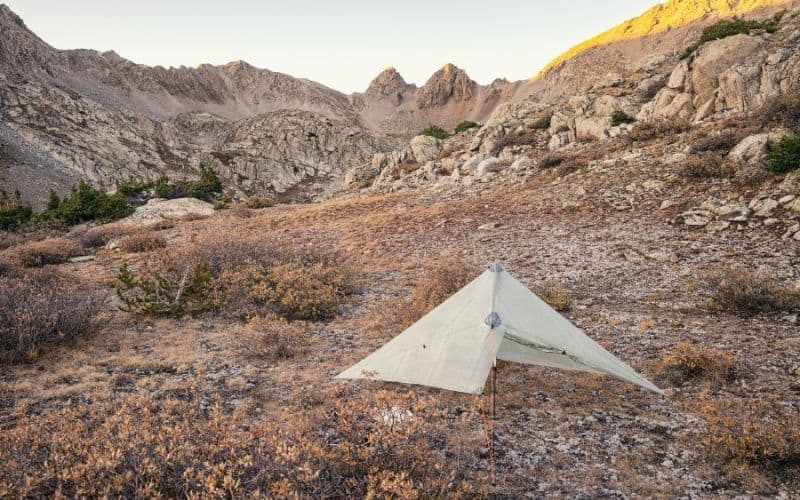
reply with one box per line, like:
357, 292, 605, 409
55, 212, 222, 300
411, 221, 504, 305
6, 0, 658, 93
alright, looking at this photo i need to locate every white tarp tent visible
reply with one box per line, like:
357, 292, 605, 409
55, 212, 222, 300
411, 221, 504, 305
337, 264, 662, 395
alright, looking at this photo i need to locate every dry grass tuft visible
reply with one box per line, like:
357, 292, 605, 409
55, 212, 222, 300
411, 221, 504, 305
653, 342, 740, 387
0, 389, 476, 497
535, 279, 572, 312
690, 130, 742, 154
0, 269, 105, 363
628, 119, 690, 142
5, 238, 84, 267
232, 315, 307, 361
117, 231, 167, 253
243, 196, 275, 209
78, 224, 137, 248
706, 268, 800, 315
699, 397, 800, 486
248, 260, 354, 321
679, 152, 733, 179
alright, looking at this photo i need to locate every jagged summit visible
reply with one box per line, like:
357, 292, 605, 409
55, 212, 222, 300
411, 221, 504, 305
365, 66, 411, 98
416, 63, 476, 108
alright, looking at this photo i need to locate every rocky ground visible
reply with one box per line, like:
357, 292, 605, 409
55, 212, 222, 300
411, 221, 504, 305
2, 128, 798, 494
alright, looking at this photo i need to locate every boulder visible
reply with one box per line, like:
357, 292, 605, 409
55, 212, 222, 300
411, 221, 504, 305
122, 198, 216, 225
461, 153, 489, 173
476, 158, 504, 177
511, 157, 533, 170
717, 204, 751, 222
667, 60, 689, 90
728, 132, 783, 173
691, 34, 766, 113
749, 197, 779, 217
409, 135, 442, 163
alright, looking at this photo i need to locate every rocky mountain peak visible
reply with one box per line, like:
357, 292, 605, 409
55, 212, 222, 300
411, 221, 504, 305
415, 63, 476, 108
0, 3, 25, 28
365, 66, 411, 98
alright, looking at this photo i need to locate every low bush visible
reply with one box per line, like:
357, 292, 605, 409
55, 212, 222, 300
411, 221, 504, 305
706, 268, 800, 315
233, 315, 307, 361
492, 131, 540, 153
0, 270, 105, 362
539, 152, 565, 168
767, 131, 800, 174
654, 342, 740, 386
454, 120, 480, 134
691, 130, 741, 153
117, 232, 167, 253
0, 390, 474, 497
700, 397, 800, 484
248, 260, 354, 321
611, 110, 636, 127
679, 152, 733, 178
682, 15, 782, 59
535, 279, 572, 312
78, 224, 137, 249
756, 89, 800, 129
629, 119, 691, 142
0, 190, 32, 230
8, 238, 84, 267
243, 195, 275, 209
420, 125, 449, 140
115, 261, 216, 317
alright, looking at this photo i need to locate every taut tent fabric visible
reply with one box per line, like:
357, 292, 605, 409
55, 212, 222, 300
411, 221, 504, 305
337, 264, 663, 395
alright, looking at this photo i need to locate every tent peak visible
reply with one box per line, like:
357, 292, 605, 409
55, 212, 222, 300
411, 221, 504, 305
489, 263, 503, 273
485, 312, 502, 328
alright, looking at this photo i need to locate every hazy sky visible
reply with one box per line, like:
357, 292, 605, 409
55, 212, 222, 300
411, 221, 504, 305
7, 0, 658, 93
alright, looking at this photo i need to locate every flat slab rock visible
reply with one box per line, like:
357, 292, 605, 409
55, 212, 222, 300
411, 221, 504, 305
121, 198, 216, 225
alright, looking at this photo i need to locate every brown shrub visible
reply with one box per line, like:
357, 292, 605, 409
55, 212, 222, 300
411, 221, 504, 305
653, 342, 740, 387
78, 224, 137, 248
117, 231, 167, 253
6, 237, 83, 267
0, 270, 105, 362
699, 397, 800, 485
679, 152, 733, 178
755, 89, 800, 129
690, 130, 742, 153
243, 196, 275, 209
248, 259, 354, 321
539, 152, 565, 169
233, 315, 307, 361
0, 231, 25, 250
0, 390, 475, 497
706, 268, 800, 315
535, 279, 572, 312
629, 119, 691, 142
492, 130, 541, 153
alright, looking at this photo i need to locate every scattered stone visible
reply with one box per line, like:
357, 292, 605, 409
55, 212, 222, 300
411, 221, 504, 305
409, 135, 442, 163
675, 209, 714, 226
717, 205, 751, 222
706, 220, 731, 233
749, 197, 778, 217
778, 194, 796, 205
476, 158, 504, 178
